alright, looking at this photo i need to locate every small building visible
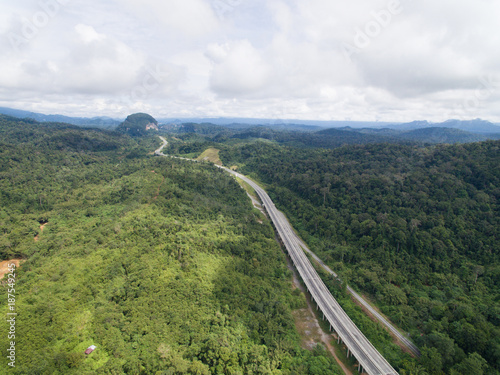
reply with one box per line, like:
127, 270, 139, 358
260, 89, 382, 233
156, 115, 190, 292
85, 345, 96, 355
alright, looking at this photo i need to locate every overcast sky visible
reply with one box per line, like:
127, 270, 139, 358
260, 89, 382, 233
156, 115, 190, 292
1, 0, 499, 122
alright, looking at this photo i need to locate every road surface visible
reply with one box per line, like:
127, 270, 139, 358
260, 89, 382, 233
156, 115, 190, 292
292, 232, 420, 357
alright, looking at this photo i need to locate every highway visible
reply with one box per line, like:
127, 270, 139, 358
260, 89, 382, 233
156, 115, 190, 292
154, 136, 168, 155
155, 136, 399, 374
222, 169, 399, 375
290, 227, 420, 357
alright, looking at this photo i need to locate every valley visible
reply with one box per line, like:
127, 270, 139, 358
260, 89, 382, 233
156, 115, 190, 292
0, 113, 498, 375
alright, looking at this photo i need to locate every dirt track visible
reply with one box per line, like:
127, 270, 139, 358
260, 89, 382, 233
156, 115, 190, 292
0, 259, 22, 279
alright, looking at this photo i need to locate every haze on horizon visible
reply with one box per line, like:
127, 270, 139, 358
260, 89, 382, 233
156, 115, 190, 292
1, 0, 499, 123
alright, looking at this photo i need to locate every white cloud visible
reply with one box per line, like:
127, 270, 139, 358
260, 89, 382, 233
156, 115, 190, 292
207, 40, 271, 96
121, 0, 219, 38
0, 24, 143, 95
74, 23, 104, 43
0, 0, 499, 121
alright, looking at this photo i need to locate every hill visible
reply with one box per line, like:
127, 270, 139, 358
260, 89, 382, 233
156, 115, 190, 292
396, 127, 488, 144
158, 117, 392, 129
0, 114, 131, 153
439, 119, 500, 134
315, 127, 396, 144
116, 113, 159, 137
220, 140, 500, 375
0, 116, 343, 374
161, 122, 228, 135
161, 122, 496, 150
388, 119, 500, 134
0, 106, 120, 128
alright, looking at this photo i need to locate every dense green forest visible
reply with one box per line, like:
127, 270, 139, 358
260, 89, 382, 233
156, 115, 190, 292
0, 116, 343, 374
218, 140, 500, 375
3, 112, 499, 374
158, 121, 500, 150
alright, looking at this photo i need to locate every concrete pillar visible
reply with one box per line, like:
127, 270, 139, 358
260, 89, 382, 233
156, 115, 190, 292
337, 336, 340, 344
347, 348, 350, 358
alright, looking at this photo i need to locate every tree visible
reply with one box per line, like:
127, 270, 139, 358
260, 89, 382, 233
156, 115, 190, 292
399, 360, 428, 375
420, 346, 442, 374
452, 352, 488, 375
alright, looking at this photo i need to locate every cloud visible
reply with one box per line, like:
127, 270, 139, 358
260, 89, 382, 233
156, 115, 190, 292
60, 24, 146, 93
0, 25, 139, 95
121, 0, 219, 38
0, 21, 185, 102
0, 0, 499, 121
74, 23, 104, 43
206, 40, 271, 96
204, 1, 361, 100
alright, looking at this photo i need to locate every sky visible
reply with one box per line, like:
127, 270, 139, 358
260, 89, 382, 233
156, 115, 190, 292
1, 0, 499, 122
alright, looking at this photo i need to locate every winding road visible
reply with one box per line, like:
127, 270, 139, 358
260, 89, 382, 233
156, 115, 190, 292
154, 136, 415, 374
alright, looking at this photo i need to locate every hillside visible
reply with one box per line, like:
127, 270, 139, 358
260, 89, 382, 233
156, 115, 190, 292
160, 121, 499, 150
117, 113, 159, 137
0, 107, 120, 128
388, 119, 500, 134
220, 140, 500, 375
396, 127, 488, 144
161, 122, 228, 135
163, 123, 407, 149
0, 116, 343, 374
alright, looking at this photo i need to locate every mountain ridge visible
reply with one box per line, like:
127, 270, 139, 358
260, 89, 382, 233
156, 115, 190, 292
0, 106, 121, 128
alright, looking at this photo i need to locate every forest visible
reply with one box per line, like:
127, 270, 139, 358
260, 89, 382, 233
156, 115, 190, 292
218, 139, 500, 375
2, 112, 499, 374
0, 115, 343, 374
159, 121, 500, 150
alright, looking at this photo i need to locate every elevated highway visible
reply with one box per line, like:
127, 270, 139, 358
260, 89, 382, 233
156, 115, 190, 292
222, 169, 399, 375
155, 136, 401, 374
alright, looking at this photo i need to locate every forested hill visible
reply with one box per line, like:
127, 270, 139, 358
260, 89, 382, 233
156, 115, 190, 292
221, 140, 500, 375
0, 116, 343, 374
116, 113, 159, 137
160, 121, 500, 151
395, 127, 490, 144
0, 114, 130, 153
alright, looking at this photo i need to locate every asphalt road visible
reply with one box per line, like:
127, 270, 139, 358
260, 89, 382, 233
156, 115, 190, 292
155, 136, 401, 374
291, 229, 420, 357
222, 169, 399, 375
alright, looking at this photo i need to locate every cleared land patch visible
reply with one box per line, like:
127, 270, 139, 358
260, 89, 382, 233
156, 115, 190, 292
196, 148, 222, 165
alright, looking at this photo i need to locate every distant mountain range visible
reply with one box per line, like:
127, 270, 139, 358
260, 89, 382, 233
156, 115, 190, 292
386, 119, 500, 134
158, 117, 500, 134
159, 117, 393, 129
0, 107, 121, 128
1, 106, 499, 144
338, 125, 500, 144
394, 127, 496, 144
